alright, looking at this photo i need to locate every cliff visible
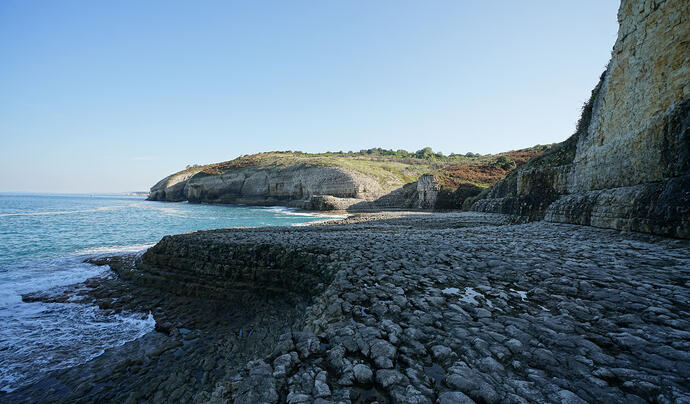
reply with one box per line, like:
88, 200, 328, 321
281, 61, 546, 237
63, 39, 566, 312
471, 0, 689, 238
149, 154, 418, 210
148, 148, 547, 211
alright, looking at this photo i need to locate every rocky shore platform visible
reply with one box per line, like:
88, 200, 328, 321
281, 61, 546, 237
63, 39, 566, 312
7, 212, 690, 403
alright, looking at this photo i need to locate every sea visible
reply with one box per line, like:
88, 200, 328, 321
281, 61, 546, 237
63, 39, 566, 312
0, 193, 344, 392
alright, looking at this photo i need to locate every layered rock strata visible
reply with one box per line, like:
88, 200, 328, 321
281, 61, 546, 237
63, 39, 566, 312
135, 232, 345, 297
471, 0, 690, 238
149, 166, 384, 208
148, 165, 437, 211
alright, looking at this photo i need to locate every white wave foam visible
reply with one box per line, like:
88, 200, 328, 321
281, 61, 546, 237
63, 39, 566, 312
260, 206, 348, 225
0, 241, 156, 308
291, 216, 347, 226
0, 257, 107, 307
0, 303, 154, 392
0, 246, 156, 392
74, 243, 155, 255
147, 205, 190, 217
0, 205, 128, 217
261, 205, 346, 219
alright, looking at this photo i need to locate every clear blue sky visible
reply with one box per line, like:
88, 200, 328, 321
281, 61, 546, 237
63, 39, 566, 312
0, 0, 619, 193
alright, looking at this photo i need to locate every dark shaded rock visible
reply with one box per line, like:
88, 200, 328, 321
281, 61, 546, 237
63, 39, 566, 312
9, 214, 690, 403
353, 363, 373, 384
438, 391, 476, 404
154, 320, 173, 335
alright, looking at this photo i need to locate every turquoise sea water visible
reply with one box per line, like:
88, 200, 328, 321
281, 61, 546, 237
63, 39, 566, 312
0, 193, 343, 392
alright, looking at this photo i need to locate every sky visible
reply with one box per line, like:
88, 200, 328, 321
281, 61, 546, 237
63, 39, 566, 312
0, 1, 620, 193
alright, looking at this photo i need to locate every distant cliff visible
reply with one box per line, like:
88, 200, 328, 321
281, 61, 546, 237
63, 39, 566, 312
471, 0, 689, 238
150, 163, 394, 210
147, 148, 547, 211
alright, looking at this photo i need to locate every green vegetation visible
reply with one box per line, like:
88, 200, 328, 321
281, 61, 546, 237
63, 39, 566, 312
258, 147, 482, 162
177, 145, 551, 192
492, 156, 517, 171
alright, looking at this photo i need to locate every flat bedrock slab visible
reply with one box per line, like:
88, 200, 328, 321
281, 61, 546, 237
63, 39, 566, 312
8, 215, 690, 403
136, 220, 690, 403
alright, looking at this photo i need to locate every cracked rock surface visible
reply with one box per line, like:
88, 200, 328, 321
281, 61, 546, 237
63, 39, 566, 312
8, 214, 690, 403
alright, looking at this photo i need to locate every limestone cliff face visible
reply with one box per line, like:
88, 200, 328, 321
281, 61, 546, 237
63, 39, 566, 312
415, 174, 440, 209
568, 0, 689, 192
472, 0, 690, 238
148, 164, 436, 211
148, 168, 205, 202
186, 166, 387, 207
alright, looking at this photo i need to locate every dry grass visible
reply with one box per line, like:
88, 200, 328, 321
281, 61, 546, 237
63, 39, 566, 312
171, 146, 549, 191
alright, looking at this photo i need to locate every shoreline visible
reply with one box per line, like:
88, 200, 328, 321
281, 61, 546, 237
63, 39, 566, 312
5, 213, 690, 402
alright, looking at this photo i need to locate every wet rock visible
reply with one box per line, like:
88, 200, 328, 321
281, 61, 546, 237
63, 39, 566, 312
353, 363, 373, 384
505, 338, 523, 354
376, 369, 404, 389
438, 391, 476, 404
294, 332, 322, 360
431, 345, 452, 362
369, 339, 396, 369
154, 320, 174, 335
313, 371, 331, 398
286, 392, 311, 403
273, 353, 297, 379
235, 360, 279, 404
555, 389, 587, 404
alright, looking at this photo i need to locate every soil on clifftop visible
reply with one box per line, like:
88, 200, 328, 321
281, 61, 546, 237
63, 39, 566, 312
147, 147, 550, 211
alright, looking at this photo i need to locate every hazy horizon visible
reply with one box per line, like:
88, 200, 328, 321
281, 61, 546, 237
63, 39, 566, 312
1, 1, 619, 193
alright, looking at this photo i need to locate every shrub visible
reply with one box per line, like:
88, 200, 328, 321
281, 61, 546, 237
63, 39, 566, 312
493, 156, 516, 171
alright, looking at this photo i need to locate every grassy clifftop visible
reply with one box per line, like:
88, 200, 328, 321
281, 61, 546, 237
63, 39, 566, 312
175, 146, 551, 192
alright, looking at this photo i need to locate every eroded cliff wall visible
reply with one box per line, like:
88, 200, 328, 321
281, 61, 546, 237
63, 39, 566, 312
148, 165, 436, 211
473, 0, 690, 238
150, 165, 385, 209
